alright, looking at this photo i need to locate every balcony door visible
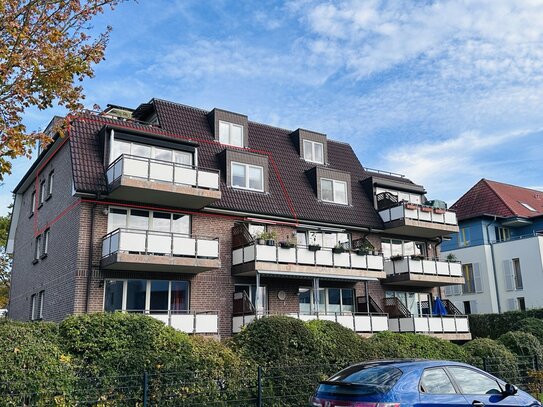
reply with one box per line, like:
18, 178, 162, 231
234, 284, 267, 314
385, 291, 430, 317
298, 287, 354, 314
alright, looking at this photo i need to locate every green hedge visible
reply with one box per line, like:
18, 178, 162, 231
462, 338, 519, 383
498, 331, 543, 361
513, 318, 543, 344
469, 309, 543, 339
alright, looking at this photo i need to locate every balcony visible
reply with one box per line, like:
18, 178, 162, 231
126, 310, 218, 334
101, 228, 220, 273
232, 312, 389, 335
379, 202, 458, 238
232, 242, 385, 279
383, 256, 465, 287
388, 315, 471, 340
106, 154, 221, 209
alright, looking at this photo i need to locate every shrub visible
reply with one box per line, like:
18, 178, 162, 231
513, 318, 543, 344
469, 309, 543, 339
0, 319, 77, 406
306, 319, 367, 367
498, 331, 543, 361
463, 338, 519, 383
363, 331, 469, 362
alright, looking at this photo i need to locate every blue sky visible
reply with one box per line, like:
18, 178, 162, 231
2, 0, 543, 215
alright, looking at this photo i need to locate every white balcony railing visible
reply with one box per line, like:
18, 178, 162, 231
384, 256, 463, 277
379, 203, 457, 226
388, 315, 470, 334
106, 154, 220, 190
102, 228, 219, 259
232, 243, 384, 271
232, 312, 389, 334
124, 310, 218, 334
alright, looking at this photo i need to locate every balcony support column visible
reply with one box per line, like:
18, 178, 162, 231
364, 281, 370, 313
313, 278, 320, 314
255, 271, 261, 316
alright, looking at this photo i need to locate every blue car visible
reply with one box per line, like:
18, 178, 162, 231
310, 360, 541, 407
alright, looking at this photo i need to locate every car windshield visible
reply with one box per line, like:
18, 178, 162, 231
318, 364, 403, 396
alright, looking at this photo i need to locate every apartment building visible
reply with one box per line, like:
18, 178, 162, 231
7, 99, 469, 339
442, 179, 543, 314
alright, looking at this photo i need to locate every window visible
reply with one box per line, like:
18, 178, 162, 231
30, 294, 37, 320
234, 284, 267, 313
107, 207, 190, 235
30, 191, 36, 215
461, 264, 482, 294
298, 287, 354, 314
520, 202, 537, 212
320, 178, 347, 205
420, 368, 456, 394
37, 291, 44, 319
381, 238, 426, 259
39, 180, 46, 205
104, 279, 189, 313
512, 258, 523, 290
459, 227, 471, 247
495, 226, 510, 242
219, 120, 243, 147
296, 231, 351, 248
34, 235, 41, 261
248, 224, 266, 238
231, 162, 263, 191
42, 229, 50, 257
375, 187, 422, 205
517, 297, 526, 311
447, 367, 501, 395
302, 139, 324, 164
47, 171, 54, 196
110, 139, 194, 165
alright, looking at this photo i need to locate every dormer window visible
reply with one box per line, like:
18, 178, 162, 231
219, 121, 244, 147
321, 178, 347, 205
231, 162, 263, 191
303, 140, 324, 164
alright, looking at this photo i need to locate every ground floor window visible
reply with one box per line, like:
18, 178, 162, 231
104, 279, 189, 314
234, 284, 267, 313
298, 287, 354, 314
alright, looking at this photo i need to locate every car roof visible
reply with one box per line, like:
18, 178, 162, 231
347, 359, 471, 370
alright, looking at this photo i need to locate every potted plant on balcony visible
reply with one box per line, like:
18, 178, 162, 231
332, 243, 346, 254
434, 208, 446, 214
256, 231, 267, 245
446, 253, 458, 262
420, 206, 433, 213
307, 235, 321, 252
259, 231, 277, 246
355, 240, 374, 256
410, 254, 425, 261
405, 202, 418, 210
279, 236, 295, 249
390, 254, 404, 262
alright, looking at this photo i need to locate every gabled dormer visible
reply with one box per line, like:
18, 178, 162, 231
207, 108, 248, 148
291, 128, 328, 165
306, 167, 352, 205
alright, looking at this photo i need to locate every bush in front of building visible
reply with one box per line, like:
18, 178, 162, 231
462, 338, 520, 383
0, 319, 77, 406
306, 319, 368, 367
513, 318, 543, 345
362, 331, 470, 362
497, 331, 543, 361
469, 309, 543, 339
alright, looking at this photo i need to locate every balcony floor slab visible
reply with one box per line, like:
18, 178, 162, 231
383, 273, 465, 287
101, 252, 220, 273
384, 218, 459, 238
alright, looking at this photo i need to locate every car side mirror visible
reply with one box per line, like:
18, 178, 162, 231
503, 383, 518, 396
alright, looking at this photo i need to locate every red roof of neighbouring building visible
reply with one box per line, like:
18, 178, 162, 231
451, 179, 543, 221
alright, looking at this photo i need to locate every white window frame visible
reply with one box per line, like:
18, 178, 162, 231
103, 279, 190, 313
231, 162, 264, 192
30, 294, 37, 320
302, 139, 324, 164
48, 171, 54, 196
299, 287, 354, 314
219, 120, 244, 147
107, 206, 191, 234
39, 180, 46, 205
30, 191, 36, 214
320, 178, 348, 205
38, 291, 44, 319
34, 235, 41, 260
110, 138, 195, 166
43, 229, 50, 255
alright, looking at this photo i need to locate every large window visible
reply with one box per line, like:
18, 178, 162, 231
462, 263, 483, 294
298, 287, 354, 314
234, 284, 267, 313
303, 139, 324, 164
459, 227, 471, 247
495, 226, 510, 242
104, 279, 189, 313
219, 121, 243, 147
381, 238, 425, 259
296, 231, 350, 248
231, 162, 263, 191
111, 139, 193, 166
108, 207, 190, 234
321, 178, 347, 205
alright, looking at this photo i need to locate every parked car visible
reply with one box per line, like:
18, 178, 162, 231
310, 359, 541, 406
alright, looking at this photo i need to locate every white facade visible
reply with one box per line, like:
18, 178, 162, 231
444, 236, 543, 314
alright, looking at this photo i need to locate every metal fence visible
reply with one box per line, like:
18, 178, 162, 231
2, 357, 541, 406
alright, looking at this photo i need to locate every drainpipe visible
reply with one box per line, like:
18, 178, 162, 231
85, 202, 97, 313
485, 216, 501, 313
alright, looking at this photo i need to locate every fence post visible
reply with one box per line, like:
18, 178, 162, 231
535, 355, 540, 371
257, 366, 263, 407
143, 371, 149, 407
483, 357, 488, 372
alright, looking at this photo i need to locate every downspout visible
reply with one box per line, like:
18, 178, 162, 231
85, 202, 97, 313
485, 216, 501, 313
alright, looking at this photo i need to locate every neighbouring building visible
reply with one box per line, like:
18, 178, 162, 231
442, 179, 543, 315
7, 99, 470, 339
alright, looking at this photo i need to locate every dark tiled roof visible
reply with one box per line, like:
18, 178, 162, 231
69, 100, 384, 229
451, 179, 543, 221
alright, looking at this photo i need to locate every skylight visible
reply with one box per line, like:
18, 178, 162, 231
519, 202, 538, 212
